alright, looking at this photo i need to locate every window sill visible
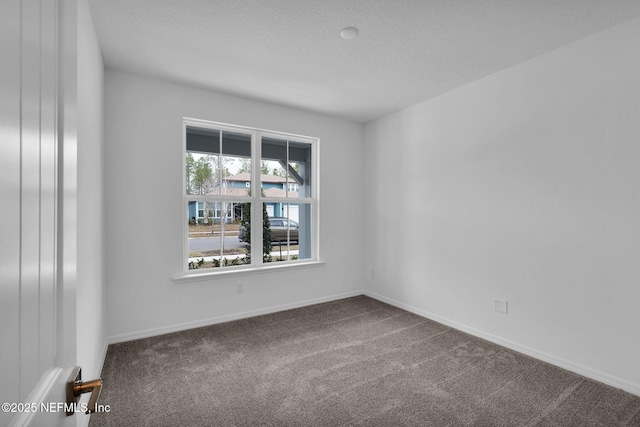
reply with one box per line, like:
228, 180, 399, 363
172, 260, 326, 284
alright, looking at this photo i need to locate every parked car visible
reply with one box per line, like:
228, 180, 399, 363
238, 217, 299, 244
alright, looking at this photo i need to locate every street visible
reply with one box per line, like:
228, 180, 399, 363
189, 235, 246, 252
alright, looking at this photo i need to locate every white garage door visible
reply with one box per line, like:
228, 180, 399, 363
283, 204, 299, 223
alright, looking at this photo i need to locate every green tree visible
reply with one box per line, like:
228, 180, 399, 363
193, 157, 213, 194
216, 156, 234, 181
271, 167, 286, 176
260, 160, 271, 175
217, 165, 231, 183
185, 153, 195, 194
237, 158, 251, 174
242, 190, 272, 263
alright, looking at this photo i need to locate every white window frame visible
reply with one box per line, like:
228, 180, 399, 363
179, 118, 320, 278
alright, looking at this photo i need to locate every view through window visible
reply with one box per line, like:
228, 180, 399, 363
184, 120, 317, 272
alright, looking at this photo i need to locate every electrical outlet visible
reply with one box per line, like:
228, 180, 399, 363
237, 283, 245, 293
493, 299, 508, 314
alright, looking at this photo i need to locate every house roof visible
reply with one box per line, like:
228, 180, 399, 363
225, 173, 286, 183
206, 174, 299, 198
206, 187, 251, 197
263, 188, 299, 198
205, 187, 299, 198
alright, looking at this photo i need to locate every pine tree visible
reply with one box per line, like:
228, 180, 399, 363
241, 190, 272, 263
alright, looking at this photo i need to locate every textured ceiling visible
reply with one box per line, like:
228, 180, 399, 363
88, 0, 640, 123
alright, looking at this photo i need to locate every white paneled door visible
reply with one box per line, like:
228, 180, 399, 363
1, 1, 79, 426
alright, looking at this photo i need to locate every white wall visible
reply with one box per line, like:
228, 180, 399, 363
77, 0, 106, 383
364, 17, 640, 395
104, 70, 364, 341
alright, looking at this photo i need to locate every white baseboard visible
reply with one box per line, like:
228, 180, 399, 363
364, 290, 640, 398
108, 290, 366, 344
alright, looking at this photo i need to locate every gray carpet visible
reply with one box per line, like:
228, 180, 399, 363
89, 296, 640, 426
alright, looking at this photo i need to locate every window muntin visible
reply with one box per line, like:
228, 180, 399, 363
184, 120, 317, 273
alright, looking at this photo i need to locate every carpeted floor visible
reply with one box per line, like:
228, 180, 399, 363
89, 296, 640, 426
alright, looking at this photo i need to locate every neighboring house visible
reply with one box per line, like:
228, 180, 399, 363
188, 173, 299, 224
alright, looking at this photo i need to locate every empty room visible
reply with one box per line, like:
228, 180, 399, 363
2, 0, 640, 426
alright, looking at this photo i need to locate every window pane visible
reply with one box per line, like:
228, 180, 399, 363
260, 137, 311, 199
260, 137, 287, 197
186, 151, 216, 195
187, 201, 250, 269
186, 127, 252, 196
262, 202, 311, 263
287, 141, 312, 199
220, 131, 251, 198
287, 203, 311, 261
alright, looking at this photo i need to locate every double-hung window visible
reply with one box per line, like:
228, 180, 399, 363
183, 119, 318, 273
